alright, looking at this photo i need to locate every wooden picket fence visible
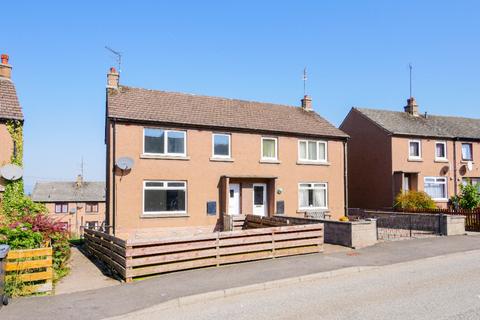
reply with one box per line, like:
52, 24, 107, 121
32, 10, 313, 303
85, 220, 324, 282
5, 247, 53, 295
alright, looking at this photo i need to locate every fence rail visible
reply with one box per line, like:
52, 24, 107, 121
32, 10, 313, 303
85, 217, 323, 282
5, 247, 53, 295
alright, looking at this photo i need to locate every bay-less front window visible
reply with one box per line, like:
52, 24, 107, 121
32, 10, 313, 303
261, 137, 278, 160
424, 177, 447, 201
143, 181, 186, 214
298, 140, 327, 162
144, 128, 186, 156
435, 142, 447, 160
55, 203, 68, 214
462, 143, 473, 161
409, 140, 421, 159
212, 134, 231, 158
298, 183, 328, 210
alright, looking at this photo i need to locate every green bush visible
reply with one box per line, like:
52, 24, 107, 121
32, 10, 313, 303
458, 181, 480, 209
0, 223, 43, 249
394, 190, 437, 210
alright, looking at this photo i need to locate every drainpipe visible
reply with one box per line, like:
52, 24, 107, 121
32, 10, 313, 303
112, 120, 117, 235
453, 140, 458, 196
343, 140, 349, 216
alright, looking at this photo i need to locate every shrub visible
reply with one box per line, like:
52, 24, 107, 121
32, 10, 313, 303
458, 181, 480, 210
394, 191, 436, 210
0, 223, 43, 249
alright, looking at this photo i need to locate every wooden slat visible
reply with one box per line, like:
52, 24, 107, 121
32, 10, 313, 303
85, 233, 126, 257
5, 257, 52, 271
130, 257, 218, 277
274, 245, 322, 257
218, 250, 274, 264
86, 229, 126, 247
87, 239, 126, 267
128, 240, 217, 257
88, 244, 126, 277
274, 238, 322, 249
129, 248, 217, 267
127, 233, 217, 247
7, 247, 52, 260
218, 242, 274, 255
6, 268, 53, 282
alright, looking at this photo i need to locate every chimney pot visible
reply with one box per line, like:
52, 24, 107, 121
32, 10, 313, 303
76, 174, 83, 187
0, 53, 12, 79
107, 67, 119, 89
404, 97, 419, 116
301, 95, 313, 111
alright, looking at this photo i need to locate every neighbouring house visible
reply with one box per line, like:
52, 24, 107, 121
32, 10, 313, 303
105, 67, 349, 238
31, 176, 106, 235
0, 54, 24, 195
341, 96, 480, 210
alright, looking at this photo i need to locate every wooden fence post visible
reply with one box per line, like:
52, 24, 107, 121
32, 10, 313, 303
125, 245, 133, 283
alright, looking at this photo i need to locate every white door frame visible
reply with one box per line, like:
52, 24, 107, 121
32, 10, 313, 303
252, 183, 267, 216
228, 183, 240, 215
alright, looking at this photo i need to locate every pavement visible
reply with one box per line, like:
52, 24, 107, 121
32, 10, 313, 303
1, 235, 480, 320
54, 246, 120, 295
118, 250, 480, 320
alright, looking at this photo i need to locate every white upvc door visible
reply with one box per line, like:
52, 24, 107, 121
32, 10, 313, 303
228, 183, 240, 215
252, 183, 267, 216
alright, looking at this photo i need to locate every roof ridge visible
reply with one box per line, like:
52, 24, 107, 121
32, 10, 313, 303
355, 107, 480, 121
119, 85, 302, 111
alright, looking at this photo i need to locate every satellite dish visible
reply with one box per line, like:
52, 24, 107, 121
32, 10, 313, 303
0, 164, 23, 181
467, 161, 473, 172
115, 157, 134, 170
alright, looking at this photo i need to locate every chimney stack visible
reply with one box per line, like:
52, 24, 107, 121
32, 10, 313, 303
107, 67, 119, 89
301, 95, 313, 112
0, 54, 12, 79
404, 97, 419, 116
76, 174, 84, 188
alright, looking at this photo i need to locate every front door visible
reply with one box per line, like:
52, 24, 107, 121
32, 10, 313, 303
253, 183, 267, 216
228, 183, 240, 215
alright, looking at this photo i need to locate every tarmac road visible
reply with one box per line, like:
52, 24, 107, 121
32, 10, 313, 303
117, 250, 480, 320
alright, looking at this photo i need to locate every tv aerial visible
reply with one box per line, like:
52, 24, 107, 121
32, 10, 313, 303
115, 157, 134, 171
0, 164, 23, 181
105, 46, 122, 73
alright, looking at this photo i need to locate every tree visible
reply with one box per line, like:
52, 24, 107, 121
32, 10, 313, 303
458, 181, 480, 210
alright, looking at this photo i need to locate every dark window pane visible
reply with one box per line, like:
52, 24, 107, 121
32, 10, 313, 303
214, 135, 230, 156
167, 182, 185, 187
145, 129, 164, 154
167, 131, 185, 154
308, 189, 314, 206
144, 189, 185, 212
254, 186, 264, 205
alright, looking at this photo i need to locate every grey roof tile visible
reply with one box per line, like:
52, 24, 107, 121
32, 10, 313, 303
31, 181, 105, 202
355, 108, 480, 139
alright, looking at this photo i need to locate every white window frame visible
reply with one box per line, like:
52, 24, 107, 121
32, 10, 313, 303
423, 177, 448, 201
261, 137, 278, 161
142, 180, 187, 215
408, 139, 422, 160
434, 141, 447, 161
143, 128, 187, 157
461, 143, 473, 161
211, 133, 231, 159
298, 140, 328, 163
298, 182, 328, 210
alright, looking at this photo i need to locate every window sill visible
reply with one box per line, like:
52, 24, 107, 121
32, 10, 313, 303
140, 154, 190, 160
259, 159, 281, 164
296, 209, 329, 214
140, 213, 189, 219
460, 160, 474, 163
297, 161, 330, 166
434, 159, 449, 163
408, 158, 423, 162
210, 157, 234, 162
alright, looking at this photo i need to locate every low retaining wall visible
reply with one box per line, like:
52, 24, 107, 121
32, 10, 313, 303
85, 220, 323, 282
349, 209, 466, 236
272, 215, 377, 249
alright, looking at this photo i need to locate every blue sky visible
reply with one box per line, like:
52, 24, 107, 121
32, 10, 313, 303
2, 1, 479, 192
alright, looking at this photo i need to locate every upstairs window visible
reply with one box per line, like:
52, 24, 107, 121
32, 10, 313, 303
261, 137, 278, 161
55, 203, 68, 214
144, 128, 186, 156
435, 142, 447, 161
298, 140, 327, 162
462, 143, 473, 161
85, 202, 99, 213
409, 140, 421, 159
212, 134, 231, 158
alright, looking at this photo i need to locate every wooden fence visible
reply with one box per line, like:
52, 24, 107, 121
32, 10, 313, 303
5, 247, 53, 295
395, 208, 480, 232
85, 219, 323, 282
